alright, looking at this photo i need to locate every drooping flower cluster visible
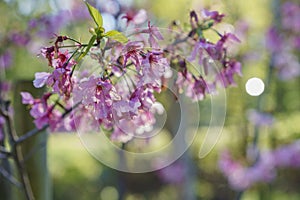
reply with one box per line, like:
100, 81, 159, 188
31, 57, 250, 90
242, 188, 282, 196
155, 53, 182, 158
38, 46, 76, 99
166, 11, 242, 101
219, 140, 300, 191
21, 92, 62, 130
19, 3, 241, 144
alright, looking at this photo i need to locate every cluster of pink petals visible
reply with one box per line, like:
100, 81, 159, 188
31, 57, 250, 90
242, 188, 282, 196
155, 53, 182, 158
188, 33, 242, 89
219, 140, 300, 191
21, 92, 61, 130
37, 48, 76, 98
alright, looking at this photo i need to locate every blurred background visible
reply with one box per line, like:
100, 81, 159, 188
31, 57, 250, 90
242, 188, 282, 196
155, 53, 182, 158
1, 0, 300, 199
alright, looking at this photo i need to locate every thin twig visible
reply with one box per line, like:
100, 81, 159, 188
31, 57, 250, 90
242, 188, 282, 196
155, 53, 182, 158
3, 110, 35, 200
0, 167, 22, 188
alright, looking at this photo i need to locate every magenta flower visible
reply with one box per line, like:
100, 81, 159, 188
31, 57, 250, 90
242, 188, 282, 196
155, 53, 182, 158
138, 51, 169, 88
201, 9, 225, 23
40, 49, 76, 98
122, 41, 144, 70
216, 60, 242, 87
75, 76, 120, 121
186, 76, 210, 101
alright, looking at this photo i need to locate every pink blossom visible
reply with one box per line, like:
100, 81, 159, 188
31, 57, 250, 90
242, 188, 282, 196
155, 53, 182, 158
20, 92, 35, 104
216, 60, 242, 87
41, 49, 76, 98
33, 72, 51, 88
186, 76, 210, 101
122, 9, 147, 25
21, 92, 61, 130
201, 9, 225, 23
138, 51, 169, 88
122, 41, 144, 70
75, 76, 120, 121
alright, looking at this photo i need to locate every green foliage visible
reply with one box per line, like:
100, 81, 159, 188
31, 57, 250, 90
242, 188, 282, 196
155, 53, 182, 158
104, 30, 129, 44
84, 2, 128, 45
85, 2, 103, 27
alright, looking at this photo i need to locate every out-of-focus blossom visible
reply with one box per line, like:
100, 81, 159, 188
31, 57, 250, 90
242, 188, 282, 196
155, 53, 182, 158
266, 27, 283, 53
10, 32, 31, 46
219, 150, 276, 191
28, 11, 71, 38
281, 2, 300, 32
273, 140, 300, 168
220, 140, 300, 191
122, 9, 147, 25
157, 162, 185, 184
0, 51, 12, 69
0, 116, 5, 141
247, 109, 274, 127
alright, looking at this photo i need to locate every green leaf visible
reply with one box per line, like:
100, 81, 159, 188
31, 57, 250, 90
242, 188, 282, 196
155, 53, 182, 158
85, 2, 103, 27
104, 30, 128, 43
78, 35, 97, 61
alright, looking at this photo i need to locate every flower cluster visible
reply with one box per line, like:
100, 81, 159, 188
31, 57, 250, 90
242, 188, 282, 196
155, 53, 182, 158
20, 3, 241, 143
167, 11, 241, 101
219, 140, 300, 191
21, 92, 62, 130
